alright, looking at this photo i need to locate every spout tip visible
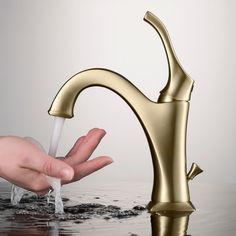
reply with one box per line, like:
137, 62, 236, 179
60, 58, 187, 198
143, 11, 153, 22
48, 109, 74, 119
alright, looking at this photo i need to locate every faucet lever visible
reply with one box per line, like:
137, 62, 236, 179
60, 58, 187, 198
187, 163, 203, 181
143, 11, 194, 102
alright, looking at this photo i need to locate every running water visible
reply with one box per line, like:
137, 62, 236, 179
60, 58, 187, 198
47, 117, 66, 214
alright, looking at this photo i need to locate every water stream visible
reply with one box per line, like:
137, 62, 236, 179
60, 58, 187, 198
47, 116, 66, 214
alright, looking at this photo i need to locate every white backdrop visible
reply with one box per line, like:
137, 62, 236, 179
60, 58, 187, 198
0, 0, 235, 185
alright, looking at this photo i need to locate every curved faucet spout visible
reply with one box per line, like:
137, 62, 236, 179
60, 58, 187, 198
48, 68, 150, 119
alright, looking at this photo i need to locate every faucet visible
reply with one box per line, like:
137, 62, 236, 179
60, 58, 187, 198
48, 11, 203, 214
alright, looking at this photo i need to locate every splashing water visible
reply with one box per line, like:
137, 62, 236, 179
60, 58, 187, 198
47, 117, 66, 214
11, 185, 26, 205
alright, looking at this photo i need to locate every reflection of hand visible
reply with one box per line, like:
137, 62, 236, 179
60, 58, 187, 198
0, 128, 113, 194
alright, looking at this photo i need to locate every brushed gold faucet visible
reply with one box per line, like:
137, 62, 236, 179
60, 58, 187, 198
48, 11, 203, 214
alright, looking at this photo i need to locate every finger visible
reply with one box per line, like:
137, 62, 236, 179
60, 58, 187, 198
65, 128, 99, 158
65, 136, 85, 157
65, 129, 106, 166
22, 149, 74, 181
86, 128, 102, 138
72, 156, 113, 181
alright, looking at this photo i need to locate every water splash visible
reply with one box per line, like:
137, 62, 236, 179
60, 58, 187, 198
47, 117, 65, 214
11, 185, 26, 205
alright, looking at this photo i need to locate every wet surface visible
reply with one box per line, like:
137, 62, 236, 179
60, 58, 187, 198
0, 181, 236, 235
0, 181, 151, 235
0, 194, 145, 221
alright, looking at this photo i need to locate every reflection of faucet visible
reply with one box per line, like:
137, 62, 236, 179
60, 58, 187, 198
151, 213, 190, 236
48, 11, 202, 213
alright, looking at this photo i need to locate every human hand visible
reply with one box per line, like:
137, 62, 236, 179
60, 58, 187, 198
0, 128, 112, 194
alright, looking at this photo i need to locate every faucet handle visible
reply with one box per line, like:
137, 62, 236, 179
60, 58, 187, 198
143, 11, 194, 102
187, 163, 203, 181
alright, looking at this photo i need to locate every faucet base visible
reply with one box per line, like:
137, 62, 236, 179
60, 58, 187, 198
147, 201, 195, 214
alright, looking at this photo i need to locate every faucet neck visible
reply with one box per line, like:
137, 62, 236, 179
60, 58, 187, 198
48, 68, 150, 119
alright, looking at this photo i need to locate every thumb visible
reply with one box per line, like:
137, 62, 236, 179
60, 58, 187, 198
39, 155, 74, 180
23, 137, 74, 180
25, 150, 74, 181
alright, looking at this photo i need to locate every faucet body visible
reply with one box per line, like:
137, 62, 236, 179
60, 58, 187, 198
48, 12, 202, 213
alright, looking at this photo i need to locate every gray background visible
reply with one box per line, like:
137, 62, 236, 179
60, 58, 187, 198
0, 0, 235, 185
